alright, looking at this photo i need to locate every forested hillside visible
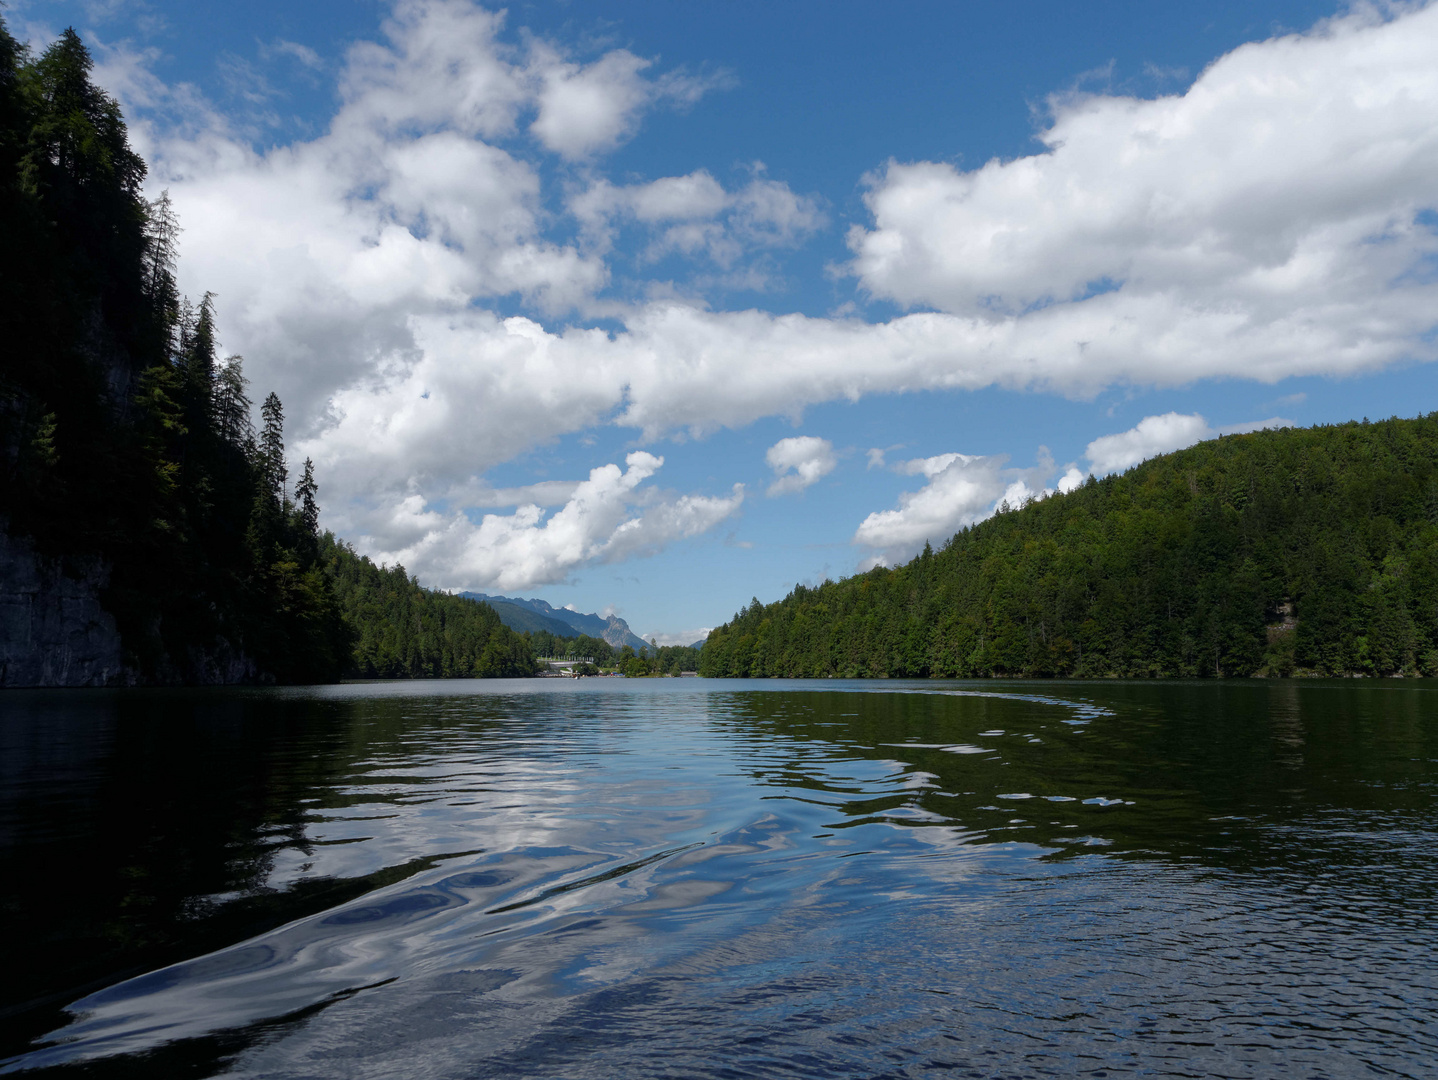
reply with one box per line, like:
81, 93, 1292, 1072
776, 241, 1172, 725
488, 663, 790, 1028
701, 416, 1438, 679
322, 539, 536, 679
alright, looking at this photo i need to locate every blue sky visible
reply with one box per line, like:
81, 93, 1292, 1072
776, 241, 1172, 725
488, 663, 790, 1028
13, 0, 1438, 642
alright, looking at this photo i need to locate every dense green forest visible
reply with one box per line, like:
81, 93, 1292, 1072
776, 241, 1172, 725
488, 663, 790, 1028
701, 416, 1438, 680
322, 537, 535, 678
635, 643, 703, 677
0, 21, 534, 684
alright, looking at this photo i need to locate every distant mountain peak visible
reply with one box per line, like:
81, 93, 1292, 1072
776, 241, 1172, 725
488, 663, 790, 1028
459, 593, 651, 653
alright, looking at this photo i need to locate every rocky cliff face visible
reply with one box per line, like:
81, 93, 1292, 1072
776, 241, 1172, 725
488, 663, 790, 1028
0, 526, 263, 687
602, 615, 650, 654
0, 527, 127, 687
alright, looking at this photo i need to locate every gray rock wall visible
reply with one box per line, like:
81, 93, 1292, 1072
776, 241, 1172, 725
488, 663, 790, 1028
0, 527, 127, 687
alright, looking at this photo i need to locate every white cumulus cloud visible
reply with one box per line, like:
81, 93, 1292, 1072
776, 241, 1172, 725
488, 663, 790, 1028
530, 41, 723, 161
570, 168, 824, 266
765, 436, 836, 496
1056, 466, 1086, 494
360, 452, 743, 591
530, 48, 653, 159
76, 0, 1438, 592
853, 452, 1042, 566
847, 4, 1438, 377
1084, 413, 1291, 475
1084, 413, 1214, 475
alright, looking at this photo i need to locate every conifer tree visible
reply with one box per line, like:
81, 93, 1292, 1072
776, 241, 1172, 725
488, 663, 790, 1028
258, 391, 287, 504
143, 190, 181, 349
214, 355, 252, 449
175, 295, 193, 359
24, 28, 148, 331
296, 457, 319, 536
0, 18, 25, 190
26, 29, 143, 193
180, 291, 218, 430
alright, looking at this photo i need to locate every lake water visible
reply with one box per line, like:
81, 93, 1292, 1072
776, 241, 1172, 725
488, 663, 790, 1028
0, 679, 1434, 1078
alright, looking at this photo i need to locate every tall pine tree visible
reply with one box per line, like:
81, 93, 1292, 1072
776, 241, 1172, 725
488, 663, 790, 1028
259, 391, 287, 505
296, 457, 319, 536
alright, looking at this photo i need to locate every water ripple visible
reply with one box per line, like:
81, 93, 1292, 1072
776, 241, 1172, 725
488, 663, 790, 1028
0, 679, 1434, 1078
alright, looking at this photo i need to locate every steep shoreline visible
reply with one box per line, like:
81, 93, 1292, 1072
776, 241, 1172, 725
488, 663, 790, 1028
0, 524, 267, 688
0, 527, 123, 687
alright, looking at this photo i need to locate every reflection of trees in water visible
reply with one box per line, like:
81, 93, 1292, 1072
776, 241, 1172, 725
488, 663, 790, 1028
718, 682, 1438, 878
0, 691, 446, 1055
0, 686, 619, 1055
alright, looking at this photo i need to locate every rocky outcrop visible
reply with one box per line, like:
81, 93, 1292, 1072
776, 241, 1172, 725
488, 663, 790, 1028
0, 526, 264, 687
602, 615, 649, 654
151, 636, 261, 687
0, 527, 127, 687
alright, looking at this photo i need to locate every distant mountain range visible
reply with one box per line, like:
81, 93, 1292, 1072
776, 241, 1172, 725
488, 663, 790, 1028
460, 593, 655, 653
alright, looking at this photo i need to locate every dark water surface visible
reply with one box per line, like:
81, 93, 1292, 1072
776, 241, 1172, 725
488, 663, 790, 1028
0, 679, 1434, 1078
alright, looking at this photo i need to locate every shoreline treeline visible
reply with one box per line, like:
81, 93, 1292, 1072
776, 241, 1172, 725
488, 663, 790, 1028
525, 630, 701, 676
700, 416, 1438, 679
323, 537, 535, 679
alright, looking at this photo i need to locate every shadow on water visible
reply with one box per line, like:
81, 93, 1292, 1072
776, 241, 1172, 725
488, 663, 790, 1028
0, 689, 505, 1055
718, 680, 1438, 876
0, 679, 1434, 1078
